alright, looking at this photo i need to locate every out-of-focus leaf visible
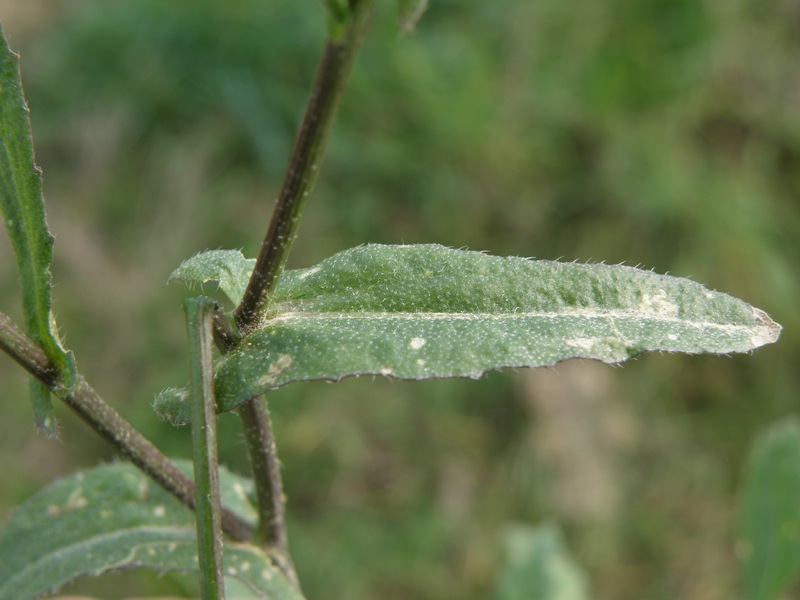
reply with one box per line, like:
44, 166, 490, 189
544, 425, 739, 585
0, 26, 75, 431
0, 462, 304, 600
492, 523, 589, 600
157, 244, 780, 423
170, 249, 256, 307
740, 418, 800, 600
398, 0, 428, 33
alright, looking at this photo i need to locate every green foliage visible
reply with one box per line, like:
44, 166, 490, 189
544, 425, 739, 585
740, 419, 800, 600
492, 523, 589, 600
157, 244, 779, 422
171, 250, 256, 308
0, 1, 795, 598
0, 26, 74, 434
0, 462, 300, 600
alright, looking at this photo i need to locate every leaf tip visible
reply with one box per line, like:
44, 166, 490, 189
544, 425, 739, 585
750, 307, 782, 349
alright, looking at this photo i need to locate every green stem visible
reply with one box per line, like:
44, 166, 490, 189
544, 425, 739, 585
185, 298, 225, 599
234, 0, 375, 332
0, 310, 253, 543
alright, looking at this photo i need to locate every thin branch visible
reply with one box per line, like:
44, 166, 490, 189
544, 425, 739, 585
234, 0, 375, 332
237, 399, 299, 585
185, 298, 225, 599
0, 310, 253, 542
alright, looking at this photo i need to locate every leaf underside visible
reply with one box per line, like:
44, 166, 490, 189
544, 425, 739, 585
159, 244, 780, 423
0, 462, 302, 600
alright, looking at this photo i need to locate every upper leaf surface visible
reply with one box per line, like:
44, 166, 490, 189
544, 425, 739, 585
170, 249, 256, 307
0, 462, 303, 600
160, 244, 780, 422
0, 27, 73, 383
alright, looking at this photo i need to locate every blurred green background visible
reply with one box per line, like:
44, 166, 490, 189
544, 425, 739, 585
0, 0, 797, 598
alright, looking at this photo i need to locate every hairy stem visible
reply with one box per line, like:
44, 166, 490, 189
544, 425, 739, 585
234, 0, 374, 332
0, 311, 252, 542
237, 399, 299, 585
185, 298, 225, 599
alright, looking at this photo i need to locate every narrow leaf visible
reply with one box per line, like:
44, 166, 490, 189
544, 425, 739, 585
158, 245, 780, 423
0, 27, 74, 395
170, 250, 256, 307
0, 463, 304, 600
492, 523, 589, 600
740, 419, 800, 600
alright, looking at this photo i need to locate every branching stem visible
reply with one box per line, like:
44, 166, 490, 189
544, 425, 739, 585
221, 1, 374, 580
0, 311, 252, 542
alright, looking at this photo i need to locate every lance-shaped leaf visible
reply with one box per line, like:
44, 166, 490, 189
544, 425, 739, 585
740, 419, 800, 600
0, 27, 74, 431
0, 462, 304, 600
157, 244, 780, 423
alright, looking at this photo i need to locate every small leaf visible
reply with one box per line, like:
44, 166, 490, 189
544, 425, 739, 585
197, 244, 778, 415
0, 462, 304, 600
170, 249, 256, 307
0, 27, 74, 424
30, 378, 57, 438
740, 418, 800, 600
492, 523, 590, 600
154, 386, 192, 425
398, 0, 428, 33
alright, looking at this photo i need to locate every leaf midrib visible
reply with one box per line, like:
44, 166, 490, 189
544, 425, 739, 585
266, 309, 755, 329
0, 524, 195, 595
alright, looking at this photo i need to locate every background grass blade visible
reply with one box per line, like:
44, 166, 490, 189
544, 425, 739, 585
740, 418, 800, 600
0, 462, 304, 600
0, 26, 74, 429
491, 523, 589, 600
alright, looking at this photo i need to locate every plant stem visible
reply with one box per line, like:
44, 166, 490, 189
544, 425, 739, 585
234, 0, 375, 332
0, 310, 253, 542
185, 298, 225, 599
237, 399, 299, 584
212, 313, 297, 584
